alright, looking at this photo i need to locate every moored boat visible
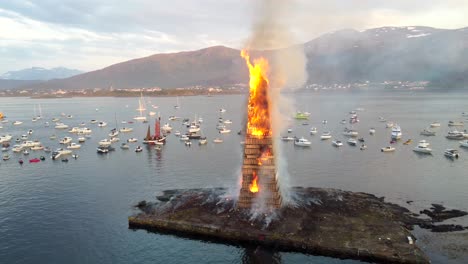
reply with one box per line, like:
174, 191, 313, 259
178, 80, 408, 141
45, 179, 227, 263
294, 137, 311, 147
444, 149, 459, 159
381, 146, 395, 152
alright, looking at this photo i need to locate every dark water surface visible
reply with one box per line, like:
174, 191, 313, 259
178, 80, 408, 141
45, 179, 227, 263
0, 91, 467, 263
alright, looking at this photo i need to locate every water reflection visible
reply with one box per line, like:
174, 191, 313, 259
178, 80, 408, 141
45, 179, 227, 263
241, 247, 282, 264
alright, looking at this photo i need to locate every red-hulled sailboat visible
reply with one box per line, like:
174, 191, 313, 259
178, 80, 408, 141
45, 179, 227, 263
143, 116, 166, 145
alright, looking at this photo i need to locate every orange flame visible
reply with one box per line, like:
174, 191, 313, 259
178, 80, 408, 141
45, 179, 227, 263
249, 171, 259, 193
241, 50, 271, 138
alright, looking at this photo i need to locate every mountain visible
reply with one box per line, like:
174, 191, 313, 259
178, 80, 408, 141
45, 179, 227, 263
15, 26, 468, 91
0, 80, 41, 90
1, 67, 82, 81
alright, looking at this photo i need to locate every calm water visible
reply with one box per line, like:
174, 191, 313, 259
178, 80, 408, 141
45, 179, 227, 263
0, 91, 467, 264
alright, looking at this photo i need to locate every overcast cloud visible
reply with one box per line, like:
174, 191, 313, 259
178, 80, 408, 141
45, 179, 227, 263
1, 0, 467, 73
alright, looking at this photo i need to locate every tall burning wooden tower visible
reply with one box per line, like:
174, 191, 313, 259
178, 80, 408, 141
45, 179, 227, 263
237, 50, 282, 209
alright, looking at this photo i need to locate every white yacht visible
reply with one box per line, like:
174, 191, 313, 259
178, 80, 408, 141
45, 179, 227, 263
219, 108, 227, 113
386, 122, 394, 128
369, 128, 376, 135
21, 141, 41, 148
213, 138, 223, 143
119, 127, 133, 133
98, 121, 107, 127
310, 127, 317, 135
332, 140, 343, 147
174, 131, 181, 137
219, 128, 231, 134
68, 127, 81, 133
78, 137, 86, 143
413, 140, 432, 154
108, 129, 119, 137
294, 137, 311, 147
98, 139, 112, 147
223, 120, 232, 124
162, 123, 173, 133
52, 118, 60, 122
320, 132, 332, 140
347, 138, 357, 146
180, 134, 189, 141
343, 128, 358, 137
459, 140, 468, 148
281, 136, 295, 141
55, 123, 69, 129
127, 138, 138, 143
67, 143, 81, 149
446, 130, 464, 140
430, 122, 441, 128
420, 128, 436, 136
59, 137, 73, 144
110, 137, 120, 143
13, 121, 23, 126
448, 121, 464, 127
30, 145, 44, 151
198, 137, 207, 145
381, 146, 395, 152
391, 125, 402, 140
444, 149, 459, 159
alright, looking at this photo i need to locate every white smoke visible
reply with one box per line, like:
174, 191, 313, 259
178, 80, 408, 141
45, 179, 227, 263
244, 0, 308, 205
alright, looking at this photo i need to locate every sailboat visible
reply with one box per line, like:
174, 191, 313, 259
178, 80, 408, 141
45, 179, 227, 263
133, 92, 147, 121
143, 116, 166, 145
174, 96, 180, 109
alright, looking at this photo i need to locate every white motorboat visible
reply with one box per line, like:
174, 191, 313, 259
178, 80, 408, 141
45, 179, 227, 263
12, 145, 23, 153
320, 132, 332, 140
347, 138, 357, 146
459, 140, 468, 148
448, 121, 464, 127
188, 122, 201, 133
386, 122, 394, 128
219, 108, 226, 113
81, 128, 92, 134
2, 154, 10, 160
369, 128, 376, 135
30, 145, 44, 151
98, 139, 112, 147
391, 125, 402, 140
198, 137, 207, 145
135, 146, 143, 152
430, 122, 441, 128
420, 128, 436, 136
28, 129, 33, 135
446, 130, 464, 140
120, 143, 130, 149
55, 123, 69, 129
213, 138, 223, 143
322, 120, 327, 124
23, 149, 29, 155
59, 137, 73, 144
90, 119, 98, 124
174, 131, 181, 137
21, 134, 28, 140
343, 128, 358, 137
133, 116, 147, 121
219, 128, 231, 134
119, 127, 133, 133
310, 127, 317, 135
184, 141, 192, 146
332, 140, 343, 147
287, 128, 293, 133
49, 135, 57, 140
379, 117, 386, 122
223, 120, 232, 124
360, 144, 367, 150
98, 121, 107, 127
56, 148, 72, 155
96, 147, 109, 154
110, 137, 120, 143
78, 137, 86, 143
22, 141, 41, 148
180, 134, 189, 141
281, 136, 295, 141
68, 127, 81, 133
381, 146, 395, 152
127, 138, 138, 143
413, 140, 432, 154
294, 137, 311, 147
79, 122, 86, 127
444, 149, 459, 159
108, 129, 119, 137
13, 121, 23, 125
66, 115, 73, 119
0, 134, 12, 143
168, 116, 180, 121
67, 143, 81, 149
162, 123, 172, 133
149, 111, 156, 116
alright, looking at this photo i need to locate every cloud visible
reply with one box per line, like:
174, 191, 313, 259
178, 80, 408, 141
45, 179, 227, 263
0, 0, 467, 74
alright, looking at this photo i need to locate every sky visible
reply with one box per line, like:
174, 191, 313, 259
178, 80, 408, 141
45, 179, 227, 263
1, 0, 467, 74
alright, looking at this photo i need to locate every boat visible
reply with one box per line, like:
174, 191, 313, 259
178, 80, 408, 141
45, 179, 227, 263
98, 121, 107, 127
110, 137, 120, 143
0, 134, 12, 143
13, 121, 23, 125
386, 122, 394, 128
67, 143, 81, 149
174, 131, 181, 137
98, 139, 112, 147
96, 147, 109, 154
320, 132, 332, 140
360, 144, 367, 150
444, 149, 459, 159
108, 129, 119, 137
119, 127, 133, 133
446, 130, 464, 140
180, 134, 189, 141
223, 120, 233, 124
90, 120, 97, 124
430, 122, 441, 128
149, 111, 156, 116
287, 128, 293, 133
21, 135, 28, 140
66, 115, 73, 119
460, 140, 468, 148
44, 147, 51, 153
45, 122, 49, 127
120, 143, 130, 149
358, 138, 365, 142
198, 137, 207, 145
127, 138, 138, 143
343, 128, 358, 137
294, 137, 311, 147
79, 122, 86, 127
332, 140, 343, 147
322, 120, 327, 124
381, 146, 395, 152
391, 125, 402, 140
22, 150, 29, 155
135, 146, 143, 152
49, 135, 57, 140
310, 127, 317, 135
184, 141, 192, 146
349, 114, 359, 124
347, 138, 357, 146
12, 145, 24, 153
281, 136, 295, 141
40, 156, 46, 161
31, 145, 44, 151
413, 140, 432, 154
174, 97, 180, 109
1, 147, 8, 152
29, 158, 40, 163
213, 138, 223, 143
143, 117, 167, 145
448, 121, 464, 127
2, 154, 10, 161
219, 108, 226, 113
420, 128, 436, 136
340, 120, 347, 124
68, 127, 81, 133
294, 112, 309, 120
72, 154, 78, 159
168, 116, 180, 121
403, 139, 412, 145
188, 122, 201, 133
28, 129, 33, 135
219, 128, 231, 134
55, 123, 69, 129
78, 137, 86, 143
162, 123, 172, 133
59, 137, 73, 144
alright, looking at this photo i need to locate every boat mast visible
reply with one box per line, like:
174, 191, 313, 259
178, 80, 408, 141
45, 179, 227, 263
155, 115, 161, 139
145, 125, 151, 141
